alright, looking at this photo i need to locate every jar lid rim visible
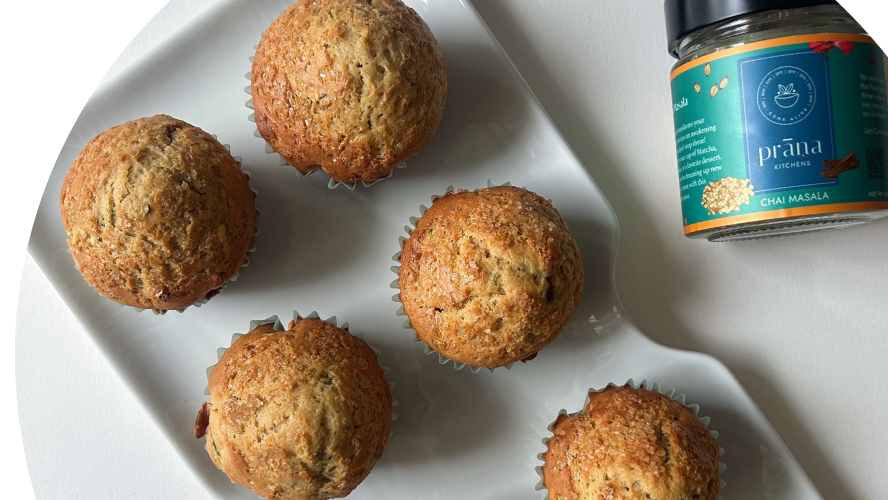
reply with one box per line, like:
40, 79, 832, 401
665, 0, 840, 58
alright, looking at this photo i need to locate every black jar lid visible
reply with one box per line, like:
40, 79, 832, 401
665, 0, 839, 58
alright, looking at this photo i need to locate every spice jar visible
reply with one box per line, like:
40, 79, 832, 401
665, 0, 888, 241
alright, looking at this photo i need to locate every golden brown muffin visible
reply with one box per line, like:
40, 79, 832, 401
60, 115, 256, 311
251, 0, 447, 184
542, 385, 720, 500
198, 318, 392, 500
398, 186, 584, 368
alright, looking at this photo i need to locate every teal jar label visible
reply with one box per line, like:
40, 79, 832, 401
671, 35, 888, 234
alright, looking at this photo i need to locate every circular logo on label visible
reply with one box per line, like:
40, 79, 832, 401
757, 66, 817, 125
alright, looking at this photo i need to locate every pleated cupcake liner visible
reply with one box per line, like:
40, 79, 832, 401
202, 311, 398, 429
244, 43, 407, 190
391, 180, 523, 374
534, 378, 727, 500
131, 140, 260, 315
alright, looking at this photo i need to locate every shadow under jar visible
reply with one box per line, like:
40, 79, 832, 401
665, 0, 888, 241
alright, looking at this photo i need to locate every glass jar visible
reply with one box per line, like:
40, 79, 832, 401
666, 1, 888, 241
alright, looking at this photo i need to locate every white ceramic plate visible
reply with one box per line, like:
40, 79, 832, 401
30, 0, 822, 498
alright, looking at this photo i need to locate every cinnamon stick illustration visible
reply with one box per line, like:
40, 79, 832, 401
822, 152, 860, 180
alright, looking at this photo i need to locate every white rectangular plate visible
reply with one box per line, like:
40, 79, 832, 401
30, 0, 821, 498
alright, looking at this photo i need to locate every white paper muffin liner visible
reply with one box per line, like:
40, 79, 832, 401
392, 180, 526, 374
126, 140, 259, 315
202, 311, 398, 429
244, 44, 407, 190
534, 379, 727, 500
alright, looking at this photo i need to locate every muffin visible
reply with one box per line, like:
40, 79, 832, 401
195, 317, 392, 500
541, 385, 721, 500
251, 0, 447, 185
398, 186, 583, 368
59, 115, 256, 311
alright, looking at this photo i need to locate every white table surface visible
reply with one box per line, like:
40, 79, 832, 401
17, 1, 888, 499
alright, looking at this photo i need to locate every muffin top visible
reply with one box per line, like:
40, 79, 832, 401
542, 385, 720, 500
398, 186, 583, 368
60, 114, 256, 311
202, 318, 392, 500
251, 0, 447, 184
